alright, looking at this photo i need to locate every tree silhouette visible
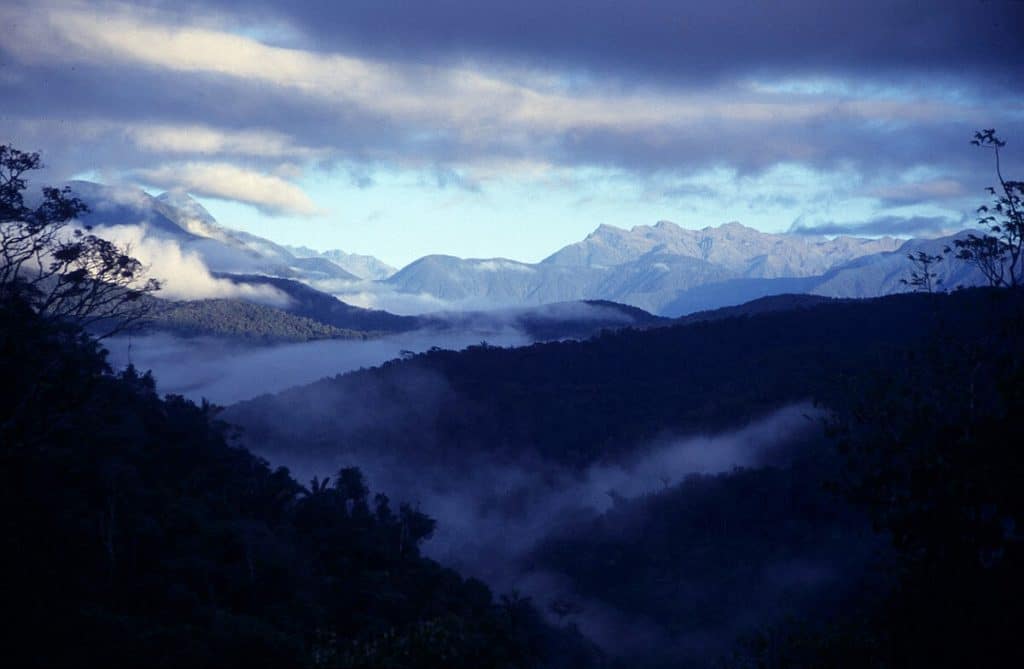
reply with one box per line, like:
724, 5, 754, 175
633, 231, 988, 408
950, 129, 1023, 287
0, 145, 161, 336
900, 250, 944, 293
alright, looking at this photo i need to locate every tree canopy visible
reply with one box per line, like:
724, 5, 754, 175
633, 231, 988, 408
0, 292, 601, 667
0, 145, 160, 336
951, 129, 1024, 287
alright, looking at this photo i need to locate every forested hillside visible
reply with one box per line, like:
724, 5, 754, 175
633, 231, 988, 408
146, 298, 372, 342
532, 450, 886, 666
226, 287, 1024, 666
216, 274, 423, 333
135, 292, 668, 346
227, 289, 1004, 468
0, 295, 600, 668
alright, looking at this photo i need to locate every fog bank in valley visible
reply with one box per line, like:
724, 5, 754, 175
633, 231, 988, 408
103, 327, 531, 404
255, 402, 832, 659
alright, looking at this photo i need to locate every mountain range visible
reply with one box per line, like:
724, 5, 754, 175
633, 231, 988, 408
69, 180, 986, 323
284, 245, 396, 280
384, 221, 983, 315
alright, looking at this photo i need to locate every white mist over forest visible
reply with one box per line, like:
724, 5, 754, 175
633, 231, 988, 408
252, 402, 827, 657
104, 328, 533, 404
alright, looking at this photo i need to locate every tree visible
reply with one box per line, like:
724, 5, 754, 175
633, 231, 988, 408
951, 129, 1023, 287
900, 250, 943, 293
0, 145, 161, 336
827, 290, 1024, 666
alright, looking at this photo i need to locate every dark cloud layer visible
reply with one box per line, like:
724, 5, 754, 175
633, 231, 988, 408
789, 214, 962, 237
1, 0, 1021, 228
158, 1, 1024, 87
12, 56, 1008, 182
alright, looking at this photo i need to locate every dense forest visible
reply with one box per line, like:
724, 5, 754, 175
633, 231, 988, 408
228, 289, 1008, 469
139, 292, 668, 345
533, 448, 886, 667
227, 287, 1024, 666
144, 297, 373, 342
0, 295, 601, 668
216, 273, 422, 333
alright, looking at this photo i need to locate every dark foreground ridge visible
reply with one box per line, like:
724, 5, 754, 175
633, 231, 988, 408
0, 295, 600, 668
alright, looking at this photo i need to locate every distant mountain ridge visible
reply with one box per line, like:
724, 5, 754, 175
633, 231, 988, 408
543, 220, 901, 277
285, 245, 396, 280
662, 231, 983, 316
68, 180, 987, 319
383, 221, 966, 315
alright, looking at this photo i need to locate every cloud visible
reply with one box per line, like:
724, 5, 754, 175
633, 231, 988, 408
93, 224, 292, 304
134, 162, 319, 216
312, 279, 522, 316
252, 398, 825, 633
866, 178, 967, 205
117, 1, 1024, 87
7, 2, 972, 140
2, 2, 1017, 190
0, 0, 1021, 254
788, 214, 961, 237
126, 124, 321, 159
103, 328, 531, 405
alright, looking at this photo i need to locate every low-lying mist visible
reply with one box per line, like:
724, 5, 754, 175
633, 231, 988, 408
104, 315, 873, 664
104, 327, 531, 404
253, 402, 840, 662
273, 401, 819, 573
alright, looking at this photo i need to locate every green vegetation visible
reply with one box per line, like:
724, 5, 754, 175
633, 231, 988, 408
219, 273, 422, 333
147, 298, 374, 342
719, 286, 1024, 668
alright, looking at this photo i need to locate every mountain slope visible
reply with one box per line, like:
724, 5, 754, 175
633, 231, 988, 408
225, 289, 1012, 471
214, 274, 422, 333
71, 182, 358, 282
146, 298, 372, 342
428, 299, 668, 341
383, 221, 913, 314
386, 255, 608, 306
286, 245, 396, 280
220, 288, 1023, 667
542, 220, 901, 278
2, 295, 598, 668
659, 232, 987, 316
70, 180, 988, 319
808, 232, 982, 297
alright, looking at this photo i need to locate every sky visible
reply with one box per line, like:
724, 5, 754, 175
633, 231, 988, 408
2, 0, 1022, 268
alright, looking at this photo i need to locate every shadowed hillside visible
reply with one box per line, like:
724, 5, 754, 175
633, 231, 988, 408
0, 294, 602, 668
226, 289, 1007, 469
